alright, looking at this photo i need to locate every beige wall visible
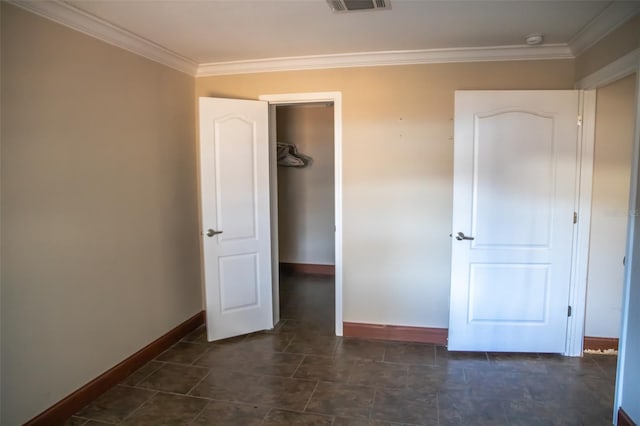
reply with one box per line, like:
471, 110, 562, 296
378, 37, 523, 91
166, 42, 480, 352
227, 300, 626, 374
277, 104, 335, 265
196, 60, 575, 327
586, 74, 637, 338
575, 14, 640, 81
1, 4, 201, 424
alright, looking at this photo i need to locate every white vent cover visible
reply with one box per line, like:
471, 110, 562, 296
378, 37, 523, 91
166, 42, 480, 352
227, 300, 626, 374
327, 0, 391, 12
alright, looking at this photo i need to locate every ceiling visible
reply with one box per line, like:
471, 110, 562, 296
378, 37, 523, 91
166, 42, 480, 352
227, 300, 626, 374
12, 0, 640, 75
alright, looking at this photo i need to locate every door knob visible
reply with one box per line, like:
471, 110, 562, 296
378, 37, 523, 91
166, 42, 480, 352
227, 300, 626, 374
206, 229, 223, 237
455, 232, 474, 241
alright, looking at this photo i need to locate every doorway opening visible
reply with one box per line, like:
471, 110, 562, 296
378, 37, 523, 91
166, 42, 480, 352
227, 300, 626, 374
583, 73, 637, 353
275, 102, 336, 334
260, 92, 344, 337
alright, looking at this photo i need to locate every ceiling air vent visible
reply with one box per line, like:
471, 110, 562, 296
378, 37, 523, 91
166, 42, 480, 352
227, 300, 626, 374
327, 0, 391, 12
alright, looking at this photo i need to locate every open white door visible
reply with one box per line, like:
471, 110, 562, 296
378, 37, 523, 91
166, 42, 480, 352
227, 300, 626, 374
449, 91, 580, 353
198, 97, 272, 341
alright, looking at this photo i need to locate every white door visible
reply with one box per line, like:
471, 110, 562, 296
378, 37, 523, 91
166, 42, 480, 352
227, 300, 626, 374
449, 91, 580, 353
198, 97, 273, 341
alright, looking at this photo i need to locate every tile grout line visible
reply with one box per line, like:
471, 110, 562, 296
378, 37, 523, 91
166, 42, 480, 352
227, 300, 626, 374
370, 387, 378, 423
259, 407, 274, 425
301, 380, 321, 413
184, 368, 214, 397
189, 344, 214, 367
280, 332, 296, 353
186, 398, 211, 426
290, 354, 307, 378
118, 390, 159, 424
126, 360, 167, 387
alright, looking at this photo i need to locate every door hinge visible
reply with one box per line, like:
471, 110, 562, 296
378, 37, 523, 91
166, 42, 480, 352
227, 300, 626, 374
577, 115, 583, 126
568, 305, 572, 317
573, 212, 578, 224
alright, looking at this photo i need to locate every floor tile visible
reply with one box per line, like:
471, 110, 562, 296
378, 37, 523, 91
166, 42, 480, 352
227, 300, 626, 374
371, 388, 438, 425
383, 342, 436, 365
293, 355, 354, 383
485, 352, 549, 375
242, 331, 294, 352
540, 353, 603, 378
136, 363, 209, 394
192, 343, 246, 369
523, 373, 605, 405
69, 272, 618, 425
181, 326, 208, 344
335, 338, 387, 361
502, 398, 612, 426
76, 385, 155, 423
189, 369, 260, 401
156, 341, 209, 365
61, 417, 89, 426
121, 361, 164, 386
347, 361, 407, 388
592, 353, 619, 375
240, 351, 305, 377
191, 400, 269, 425
462, 370, 533, 401
262, 409, 333, 425
435, 346, 489, 366
305, 381, 374, 418
333, 418, 402, 426
244, 375, 318, 410
439, 393, 508, 426
406, 364, 467, 395
120, 392, 208, 425
285, 334, 340, 356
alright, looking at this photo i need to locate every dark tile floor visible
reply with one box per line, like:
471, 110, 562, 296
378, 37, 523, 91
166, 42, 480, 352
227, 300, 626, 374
66, 273, 617, 425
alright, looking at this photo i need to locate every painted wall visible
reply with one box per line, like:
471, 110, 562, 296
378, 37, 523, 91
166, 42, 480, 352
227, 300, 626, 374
0, 4, 201, 424
575, 14, 640, 81
617, 72, 640, 423
585, 74, 636, 338
277, 104, 335, 266
196, 60, 575, 327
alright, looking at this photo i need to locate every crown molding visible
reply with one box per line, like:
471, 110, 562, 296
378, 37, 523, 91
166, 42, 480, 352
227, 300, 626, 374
11, 0, 631, 78
196, 44, 573, 77
575, 48, 640, 89
8, 0, 198, 76
569, 1, 640, 57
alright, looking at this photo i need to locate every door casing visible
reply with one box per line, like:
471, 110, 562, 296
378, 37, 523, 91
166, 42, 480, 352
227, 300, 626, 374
575, 48, 640, 419
259, 92, 344, 336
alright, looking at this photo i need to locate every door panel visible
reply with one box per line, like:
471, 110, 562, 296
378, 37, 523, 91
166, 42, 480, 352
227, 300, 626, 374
199, 97, 272, 341
473, 111, 554, 248
449, 91, 579, 353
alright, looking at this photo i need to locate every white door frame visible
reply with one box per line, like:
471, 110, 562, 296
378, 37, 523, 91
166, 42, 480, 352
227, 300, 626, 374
570, 48, 640, 357
259, 92, 344, 336
565, 89, 596, 356
575, 49, 640, 421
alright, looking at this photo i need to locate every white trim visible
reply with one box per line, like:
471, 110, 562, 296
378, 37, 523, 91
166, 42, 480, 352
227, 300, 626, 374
267, 104, 281, 328
259, 92, 344, 337
9, 0, 637, 77
197, 45, 572, 77
569, 50, 640, 359
8, 0, 198, 76
569, 2, 640, 57
576, 49, 640, 90
565, 90, 596, 357
572, 49, 640, 359
614, 64, 640, 426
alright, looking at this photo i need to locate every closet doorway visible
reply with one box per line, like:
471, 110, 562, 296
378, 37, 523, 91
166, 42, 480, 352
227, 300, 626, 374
261, 92, 343, 336
276, 103, 335, 333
